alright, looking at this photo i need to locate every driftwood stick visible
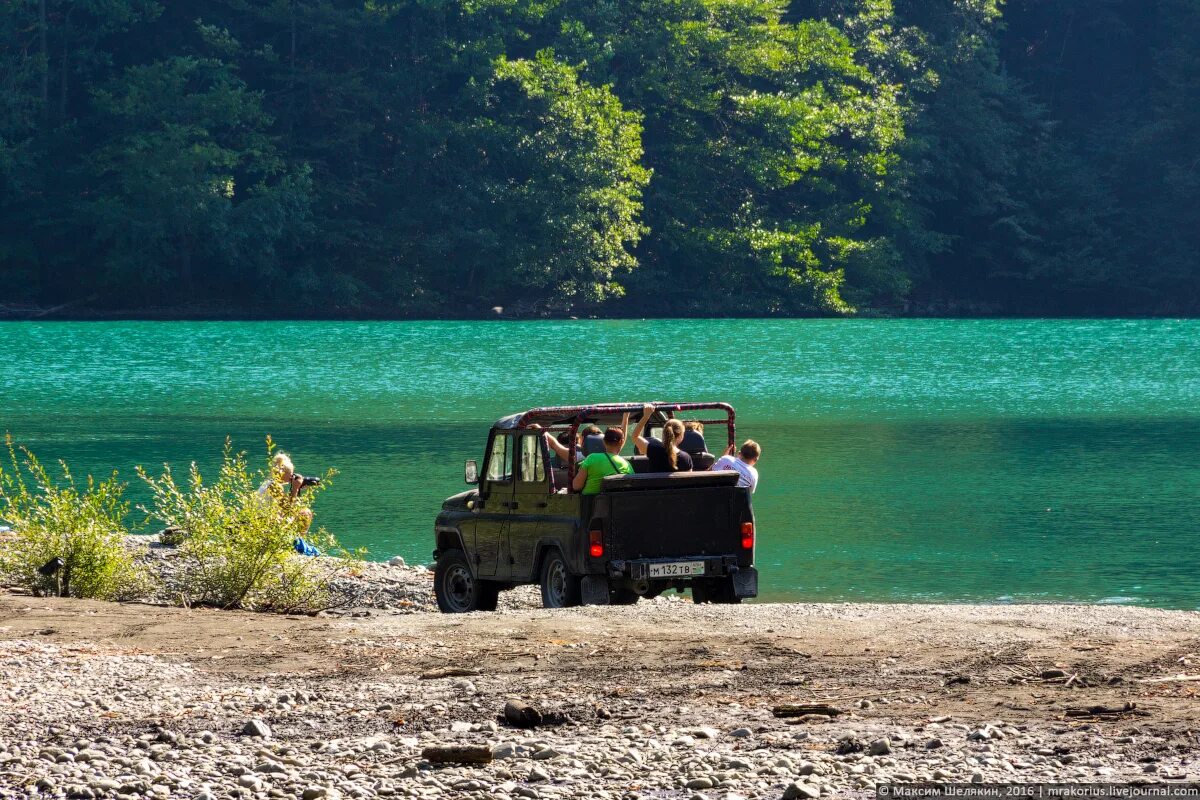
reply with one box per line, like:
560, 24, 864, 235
422, 745, 493, 764
772, 704, 841, 718
419, 667, 482, 680
1135, 674, 1200, 684
1063, 702, 1141, 718
812, 688, 913, 703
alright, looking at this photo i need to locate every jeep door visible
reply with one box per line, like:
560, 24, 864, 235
474, 430, 514, 578
510, 432, 552, 580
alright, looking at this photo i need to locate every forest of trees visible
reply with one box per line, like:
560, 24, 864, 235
1, 0, 1197, 317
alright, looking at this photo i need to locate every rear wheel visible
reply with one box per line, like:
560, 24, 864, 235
540, 551, 582, 609
692, 577, 742, 605
435, 549, 491, 613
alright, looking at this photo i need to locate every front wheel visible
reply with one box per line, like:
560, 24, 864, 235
692, 577, 742, 605
540, 551, 582, 609
435, 549, 493, 613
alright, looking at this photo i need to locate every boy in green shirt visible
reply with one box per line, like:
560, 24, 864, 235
572, 423, 633, 495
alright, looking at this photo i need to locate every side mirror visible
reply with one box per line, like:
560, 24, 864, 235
464, 459, 478, 485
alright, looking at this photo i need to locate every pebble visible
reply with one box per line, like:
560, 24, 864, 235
968, 726, 1003, 741
241, 719, 272, 738
0, 557, 1179, 800
783, 781, 821, 800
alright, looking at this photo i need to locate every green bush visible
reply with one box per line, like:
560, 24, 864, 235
138, 438, 352, 612
0, 436, 147, 599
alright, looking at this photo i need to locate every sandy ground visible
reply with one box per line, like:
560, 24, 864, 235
4, 592, 1200, 799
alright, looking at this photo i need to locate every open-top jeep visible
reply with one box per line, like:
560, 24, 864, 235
433, 402, 758, 612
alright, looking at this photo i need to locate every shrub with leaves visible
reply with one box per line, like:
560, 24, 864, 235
0, 436, 147, 599
138, 438, 352, 612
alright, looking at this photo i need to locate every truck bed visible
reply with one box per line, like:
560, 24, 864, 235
592, 472, 749, 561
601, 471, 739, 491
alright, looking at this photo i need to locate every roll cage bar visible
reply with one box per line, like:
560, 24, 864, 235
500, 402, 736, 485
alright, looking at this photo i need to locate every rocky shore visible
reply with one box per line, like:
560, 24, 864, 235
4, 552, 1200, 799
115, 534, 546, 614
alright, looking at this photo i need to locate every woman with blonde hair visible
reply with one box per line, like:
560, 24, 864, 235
256, 451, 314, 532
632, 404, 694, 472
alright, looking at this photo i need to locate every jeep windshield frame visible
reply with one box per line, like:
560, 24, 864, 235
496, 402, 736, 484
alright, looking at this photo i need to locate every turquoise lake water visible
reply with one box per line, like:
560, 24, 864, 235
1, 319, 1198, 606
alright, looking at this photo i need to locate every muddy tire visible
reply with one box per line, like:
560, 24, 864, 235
692, 577, 742, 605
539, 550, 582, 609
435, 549, 489, 613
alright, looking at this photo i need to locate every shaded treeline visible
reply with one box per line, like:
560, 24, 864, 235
0, 0, 1196, 317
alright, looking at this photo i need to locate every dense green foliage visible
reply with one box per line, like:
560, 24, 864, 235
1, 0, 1196, 316
0, 437, 147, 600
138, 439, 351, 612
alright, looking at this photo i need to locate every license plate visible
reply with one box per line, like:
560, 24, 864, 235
648, 561, 706, 578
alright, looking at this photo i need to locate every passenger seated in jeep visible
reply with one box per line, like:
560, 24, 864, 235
542, 424, 602, 466
680, 420, 716, 469
632, 404, 693, 472
713, 440, 762, 493
573, 426, 634, 494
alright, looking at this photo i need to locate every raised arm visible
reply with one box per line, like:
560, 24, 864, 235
632, 403, 655, 455
543, 431, 571, 461
617, 412, 630, 452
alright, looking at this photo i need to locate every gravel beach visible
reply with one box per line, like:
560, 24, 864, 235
4, 551, 1200, 799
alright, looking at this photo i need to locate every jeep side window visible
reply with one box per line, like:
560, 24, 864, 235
485, 433, 512, 482
519, 434, 546, 484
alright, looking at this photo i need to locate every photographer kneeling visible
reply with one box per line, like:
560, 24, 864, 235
257, 452, 320, 533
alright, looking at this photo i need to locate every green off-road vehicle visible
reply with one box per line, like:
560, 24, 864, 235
432, 402, 758, 612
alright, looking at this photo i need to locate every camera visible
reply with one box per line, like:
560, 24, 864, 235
293, 474, 322, 488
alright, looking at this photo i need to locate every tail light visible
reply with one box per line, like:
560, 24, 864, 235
589, 528, 604, 558
741, 521, 754, 550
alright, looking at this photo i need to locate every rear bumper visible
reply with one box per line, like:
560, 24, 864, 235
608, 555, 745, 580
607, 557, 757, 597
